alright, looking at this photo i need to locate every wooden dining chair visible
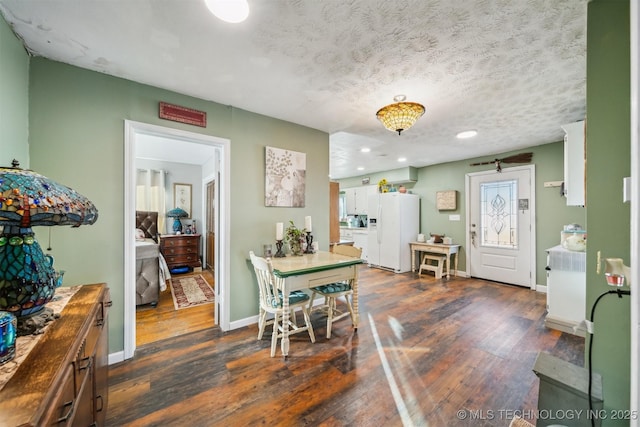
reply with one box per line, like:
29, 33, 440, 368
308, 245, 362, 339
249, 251, 315, 357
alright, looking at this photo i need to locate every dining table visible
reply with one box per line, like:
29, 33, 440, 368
270, 250, 363, 357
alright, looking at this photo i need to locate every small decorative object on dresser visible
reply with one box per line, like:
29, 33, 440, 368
0, 311, 17, 364
160, 234, 202, 272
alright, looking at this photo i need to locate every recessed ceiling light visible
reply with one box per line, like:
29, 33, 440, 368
398, 157, 407, 162
357, 166, 364, 171
456, 130, 478, 139
361, 147, 371, 153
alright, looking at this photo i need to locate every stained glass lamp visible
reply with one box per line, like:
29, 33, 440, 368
0, 161, 98, 318
376, 95, 425, 135
167, 207, 188, 234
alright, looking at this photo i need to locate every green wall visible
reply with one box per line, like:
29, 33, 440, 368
339, 142, 586, 285
586, 0, 631, 423
0, 17, 29, 166
26, 58, 329, 354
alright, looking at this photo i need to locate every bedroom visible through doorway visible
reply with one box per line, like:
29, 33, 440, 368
134, 134, 217, 346
124, 120, 230, 360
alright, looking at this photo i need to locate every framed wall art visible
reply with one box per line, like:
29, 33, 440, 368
436, 190, 457, 210
174, 183, 192, 217
265, 146, 306, 207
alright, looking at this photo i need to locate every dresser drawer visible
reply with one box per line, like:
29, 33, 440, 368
161, 235, 199, 248
165, 254, 200, 265
161, 245, 198, 256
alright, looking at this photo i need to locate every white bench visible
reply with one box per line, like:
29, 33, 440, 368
418, 254, 447, 279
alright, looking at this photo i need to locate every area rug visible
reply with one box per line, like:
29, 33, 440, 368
169, 275, 215, 310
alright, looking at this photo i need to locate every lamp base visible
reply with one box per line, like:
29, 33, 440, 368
172, 217, 183, 234
16, 307, 59, 336
0, 227, 61, 317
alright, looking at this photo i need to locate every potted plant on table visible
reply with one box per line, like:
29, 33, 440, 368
285, 220, 306, 256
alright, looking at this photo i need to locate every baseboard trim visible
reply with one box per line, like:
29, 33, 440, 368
544, 315, 586, 337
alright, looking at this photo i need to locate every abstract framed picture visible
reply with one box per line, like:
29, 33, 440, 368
265, 146, 306, 207
174, 183, 192, 217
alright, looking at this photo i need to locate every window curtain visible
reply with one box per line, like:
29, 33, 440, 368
136, 168, 166, 233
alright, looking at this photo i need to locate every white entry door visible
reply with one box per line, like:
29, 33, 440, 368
466, 165, 536, 288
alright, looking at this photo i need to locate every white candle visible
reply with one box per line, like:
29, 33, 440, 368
305, 216, 312, 232
276, 222, 283, 240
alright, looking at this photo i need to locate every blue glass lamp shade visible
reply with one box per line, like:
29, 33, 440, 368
167, 207, 188, 234
0, 311, 17, 364
0, 164, 98, 317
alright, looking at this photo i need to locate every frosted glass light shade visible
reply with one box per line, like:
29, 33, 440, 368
204, 0, 249, 23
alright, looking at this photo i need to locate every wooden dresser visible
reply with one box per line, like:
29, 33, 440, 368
0, 283, 111, 427
160, 234, 202, 270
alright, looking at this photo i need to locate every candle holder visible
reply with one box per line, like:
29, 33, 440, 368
274, 240, 286, 257
304, 232, 315, 254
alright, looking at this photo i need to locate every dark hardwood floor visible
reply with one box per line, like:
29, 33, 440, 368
109, 266, 584, 427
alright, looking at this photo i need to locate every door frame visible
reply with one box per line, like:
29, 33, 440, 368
124, 120, 231, 360
630, 0, 639, 420
202, 174, 218, 325
464, 164, 537, 290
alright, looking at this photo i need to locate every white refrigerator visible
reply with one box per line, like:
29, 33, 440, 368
368, 192, 420, 273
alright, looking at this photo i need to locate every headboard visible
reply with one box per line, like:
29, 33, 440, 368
136, 211, 159, 242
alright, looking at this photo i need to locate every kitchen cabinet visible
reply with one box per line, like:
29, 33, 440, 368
339, 228, 368, 260
561, 120, 586, 206
344, 185, 377, 215
0, 284, 111, 426
352, 230, 368, 261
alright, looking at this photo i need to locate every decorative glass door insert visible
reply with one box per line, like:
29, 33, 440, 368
479, 179, 518, 249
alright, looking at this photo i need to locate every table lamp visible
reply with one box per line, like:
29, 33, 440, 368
0, 160, 98, 319
167, 207, 188, 234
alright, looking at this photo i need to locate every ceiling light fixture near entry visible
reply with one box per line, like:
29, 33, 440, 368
376, 95, 425, 135
204, 0, 250, 23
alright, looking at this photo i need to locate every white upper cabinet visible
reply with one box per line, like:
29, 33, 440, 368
562, 120, 586, 206
344, 185, 377, 215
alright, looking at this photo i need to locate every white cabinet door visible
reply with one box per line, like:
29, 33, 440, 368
354, 188, 368, 214
344, 185, 377, 215
344, 188, 357, 215
352, 232, 368, 260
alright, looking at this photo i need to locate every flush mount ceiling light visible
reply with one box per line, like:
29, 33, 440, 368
204, 0, 249, 23
376, 95, 425, 135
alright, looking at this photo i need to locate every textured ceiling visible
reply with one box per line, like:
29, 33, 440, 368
0, 0, 588, 179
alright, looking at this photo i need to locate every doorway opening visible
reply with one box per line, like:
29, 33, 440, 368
124, 120, 230, 360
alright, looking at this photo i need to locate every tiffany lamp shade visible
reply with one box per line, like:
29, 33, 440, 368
0, 162, 98, 317
167, 207, 188, 234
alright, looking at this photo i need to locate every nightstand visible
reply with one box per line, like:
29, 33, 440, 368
159, 234, 202, 271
